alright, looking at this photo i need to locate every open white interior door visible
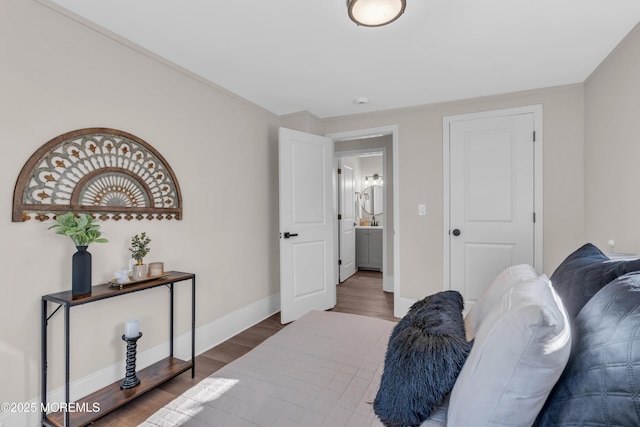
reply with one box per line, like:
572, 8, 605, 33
338, 158, 357, 282
279, 127, 335, 324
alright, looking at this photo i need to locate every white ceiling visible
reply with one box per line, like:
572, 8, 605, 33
43, 0, 640, 118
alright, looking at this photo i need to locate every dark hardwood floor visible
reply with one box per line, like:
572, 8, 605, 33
331, 269, 396, 321
91, 270, 393, 426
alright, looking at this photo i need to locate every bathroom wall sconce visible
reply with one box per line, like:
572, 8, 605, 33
347, 0, 406, 27
364, 173, 383, 186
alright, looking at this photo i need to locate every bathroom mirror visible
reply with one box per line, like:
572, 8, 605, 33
361, 185, 383, 215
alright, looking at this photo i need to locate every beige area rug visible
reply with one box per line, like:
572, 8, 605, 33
140, 310, 447, 427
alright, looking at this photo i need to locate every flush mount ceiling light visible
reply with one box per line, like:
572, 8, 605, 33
347, 0, 406, 27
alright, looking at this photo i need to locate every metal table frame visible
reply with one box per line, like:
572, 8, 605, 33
41, 271, 195, 427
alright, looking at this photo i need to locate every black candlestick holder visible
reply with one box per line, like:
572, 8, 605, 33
120, 332, 143, 389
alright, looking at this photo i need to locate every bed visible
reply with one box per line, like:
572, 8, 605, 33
140, 310, 447, 426
142, 243, 640, 426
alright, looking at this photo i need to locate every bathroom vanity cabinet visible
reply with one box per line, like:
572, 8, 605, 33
356, 227, 383, 271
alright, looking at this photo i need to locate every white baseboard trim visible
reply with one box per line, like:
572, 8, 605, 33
395, 296, 416, 318
382, 274, 394, 293
191, 292, 281, 357
6, 293, 281, 427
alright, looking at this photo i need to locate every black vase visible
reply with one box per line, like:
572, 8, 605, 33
72, 246, 92, 298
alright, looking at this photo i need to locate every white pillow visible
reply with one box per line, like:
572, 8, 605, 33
464, 264, 538, 340
448, 275, 571, 427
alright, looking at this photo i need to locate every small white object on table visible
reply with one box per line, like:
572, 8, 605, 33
124, 319, 140, 338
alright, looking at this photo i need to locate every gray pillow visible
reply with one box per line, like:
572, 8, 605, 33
550, 243, 640, 318
374, 290, 471, 427
536, 272, 640, 426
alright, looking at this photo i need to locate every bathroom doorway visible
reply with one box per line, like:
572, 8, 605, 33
338, 152, 383, 279
333, 133, 394, 295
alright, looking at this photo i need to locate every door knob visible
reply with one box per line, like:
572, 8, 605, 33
283, 232, 299, 239
452, 229, 461, 236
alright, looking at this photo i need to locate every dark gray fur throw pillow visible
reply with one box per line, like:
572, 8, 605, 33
374, 290, 472, 427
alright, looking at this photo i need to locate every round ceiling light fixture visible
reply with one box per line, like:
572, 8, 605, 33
347, 0, 406, 27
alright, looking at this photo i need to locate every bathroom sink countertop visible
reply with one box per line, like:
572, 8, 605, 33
355, 225, 383, 229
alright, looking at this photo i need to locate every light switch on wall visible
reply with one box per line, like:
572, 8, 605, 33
418, 204, 426, 216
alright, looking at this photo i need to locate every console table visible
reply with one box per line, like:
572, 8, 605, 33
41, 271, 196, 427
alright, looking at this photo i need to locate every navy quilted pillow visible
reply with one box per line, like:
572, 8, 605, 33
536, 272, 640, 426
550, 243, 640, 318
374, 291, 472, 427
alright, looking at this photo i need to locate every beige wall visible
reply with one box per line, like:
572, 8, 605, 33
584, 24, 640, 253
1, 0, 279, 411
319, 86, 586, 300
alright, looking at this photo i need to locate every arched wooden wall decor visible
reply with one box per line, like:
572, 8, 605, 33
13, 128, 183, 222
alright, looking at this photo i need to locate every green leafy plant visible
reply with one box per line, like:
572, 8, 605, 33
49, 212, 108, 247
129, 232, 151, 263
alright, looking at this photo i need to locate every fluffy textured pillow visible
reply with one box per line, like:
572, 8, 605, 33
550, 243, 640, 319
448, 275, 571, 427
374, 290, 472, 427
464, 263, 538, 340
536, 273, 640, 426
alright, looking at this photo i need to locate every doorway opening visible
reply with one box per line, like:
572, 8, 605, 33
328, 125, 399, 317
336, 150, 384, 280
